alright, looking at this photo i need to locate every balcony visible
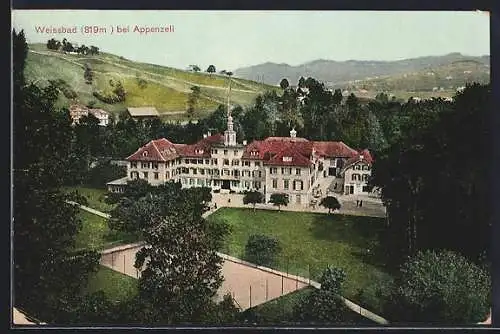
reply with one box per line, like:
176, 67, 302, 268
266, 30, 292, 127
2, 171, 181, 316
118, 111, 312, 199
214, 173, 240, 180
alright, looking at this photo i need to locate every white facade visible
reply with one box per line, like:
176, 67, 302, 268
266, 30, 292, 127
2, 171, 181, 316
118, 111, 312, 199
264, 165, 311, 205
116, 138, 372, 207
89, 109, 110, 126
109, 90, 373, 205
342, 160, 372, 195
69, 105, 110, 126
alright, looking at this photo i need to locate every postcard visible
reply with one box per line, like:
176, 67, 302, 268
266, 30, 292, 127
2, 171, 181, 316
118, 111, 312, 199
11, 9, 492, 328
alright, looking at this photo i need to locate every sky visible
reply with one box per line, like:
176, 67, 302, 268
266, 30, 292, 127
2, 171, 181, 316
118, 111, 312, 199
11, 10, 490, 71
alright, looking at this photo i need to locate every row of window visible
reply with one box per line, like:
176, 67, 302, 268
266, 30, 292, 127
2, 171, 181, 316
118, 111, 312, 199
131, 158, 368, 172
132, 172, 364, 189
183, 158, 262, 168
180, 178, 262, 190
353, 164, 371, 171
271, 179, 304, 191
222, 159, 261, 167
132, 167, 368, 183
131, 160, 179, 169
352, 173, 370, 181
131, 171, 159, 180
130, 169, 178, 180
178, 168, 264, 178
211, 149, 240, 156
132, 160, 306, 172
184, 158, 217, 165
132, 168, 309, 181
270, 167, 302, 176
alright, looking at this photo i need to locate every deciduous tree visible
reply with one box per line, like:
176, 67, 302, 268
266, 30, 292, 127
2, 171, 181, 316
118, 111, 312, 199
294, 266, 348, 324
243, 190, 264, 211
280, 78, 290, 90
132, 193, 227, 324
244, 234, 281, 266
187, 86, 201, 119
386, 250, 490, 324
206, 65, 216, 74
84, 63, 94, 84
319, 196, 341, 213
13, 29, 100, 322
370, 84, 490, 265
269, 193, 289, 211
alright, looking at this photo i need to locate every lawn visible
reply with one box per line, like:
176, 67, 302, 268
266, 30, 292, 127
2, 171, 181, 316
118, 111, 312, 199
84, 265, 138, 303
75, 210, 138, 251
207, 208, 393, 314
240, 286, 376, 325
63, 186, 116, 213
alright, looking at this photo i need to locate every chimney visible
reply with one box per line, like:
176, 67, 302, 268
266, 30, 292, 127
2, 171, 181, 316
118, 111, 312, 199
290, 128, 297, 138
203, 134, 207, 139
360, 155, 364, 160
243, 140, 247, 145
207, 130, 212, 137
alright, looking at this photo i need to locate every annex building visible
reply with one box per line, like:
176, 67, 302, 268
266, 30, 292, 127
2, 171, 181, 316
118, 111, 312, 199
107, 108, 374, 207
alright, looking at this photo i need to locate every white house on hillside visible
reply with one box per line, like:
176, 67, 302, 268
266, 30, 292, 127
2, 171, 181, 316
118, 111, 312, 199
69, 104, 110, 126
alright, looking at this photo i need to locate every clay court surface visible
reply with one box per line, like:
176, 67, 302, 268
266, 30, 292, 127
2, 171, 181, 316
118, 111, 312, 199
100, 245, 308, 310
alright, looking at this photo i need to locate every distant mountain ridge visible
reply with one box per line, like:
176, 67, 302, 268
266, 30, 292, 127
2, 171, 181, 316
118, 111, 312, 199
233, 53, 490, 87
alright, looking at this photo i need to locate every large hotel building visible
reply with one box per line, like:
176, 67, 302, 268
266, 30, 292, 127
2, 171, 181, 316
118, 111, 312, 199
107, 106, 374, 207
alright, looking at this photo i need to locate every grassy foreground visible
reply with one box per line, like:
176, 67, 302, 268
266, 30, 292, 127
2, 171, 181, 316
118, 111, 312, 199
207, 208, 393, 314
84, 265, 138, 303
241, 286, 376, 325
74, 209, 138, 251
64, 186, 116, 213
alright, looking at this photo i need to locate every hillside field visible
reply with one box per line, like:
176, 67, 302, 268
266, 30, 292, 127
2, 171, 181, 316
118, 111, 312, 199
24, 43, 281, 120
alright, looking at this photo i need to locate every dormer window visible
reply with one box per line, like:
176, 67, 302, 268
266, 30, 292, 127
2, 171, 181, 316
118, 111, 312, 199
195, 148, 204, 155
142, 150, 148, 157
283, 156, 293, 162
250, 151, 258, 157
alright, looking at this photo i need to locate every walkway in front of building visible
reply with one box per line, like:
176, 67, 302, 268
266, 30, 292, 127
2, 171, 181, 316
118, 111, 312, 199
208, 193, 386, 218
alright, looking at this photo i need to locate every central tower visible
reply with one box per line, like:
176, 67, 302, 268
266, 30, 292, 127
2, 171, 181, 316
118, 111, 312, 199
224, 75, 237, 146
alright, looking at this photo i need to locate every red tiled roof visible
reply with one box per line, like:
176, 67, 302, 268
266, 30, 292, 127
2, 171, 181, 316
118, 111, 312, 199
242, 140, 313, 160
125, 133, 370, 168
242, 139, 313, 167
266, 145, 312, 167
172, 143, 188, 155
341, 149, 374, 173
127, 134, 225, 161
359, 149, 374, 164
126, 138, 177, 161
241, 140, 265, 160
180, 133, 224, 158
242, 137, 362, 167
312, 141, 359, 158
153, 138, 180, 160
